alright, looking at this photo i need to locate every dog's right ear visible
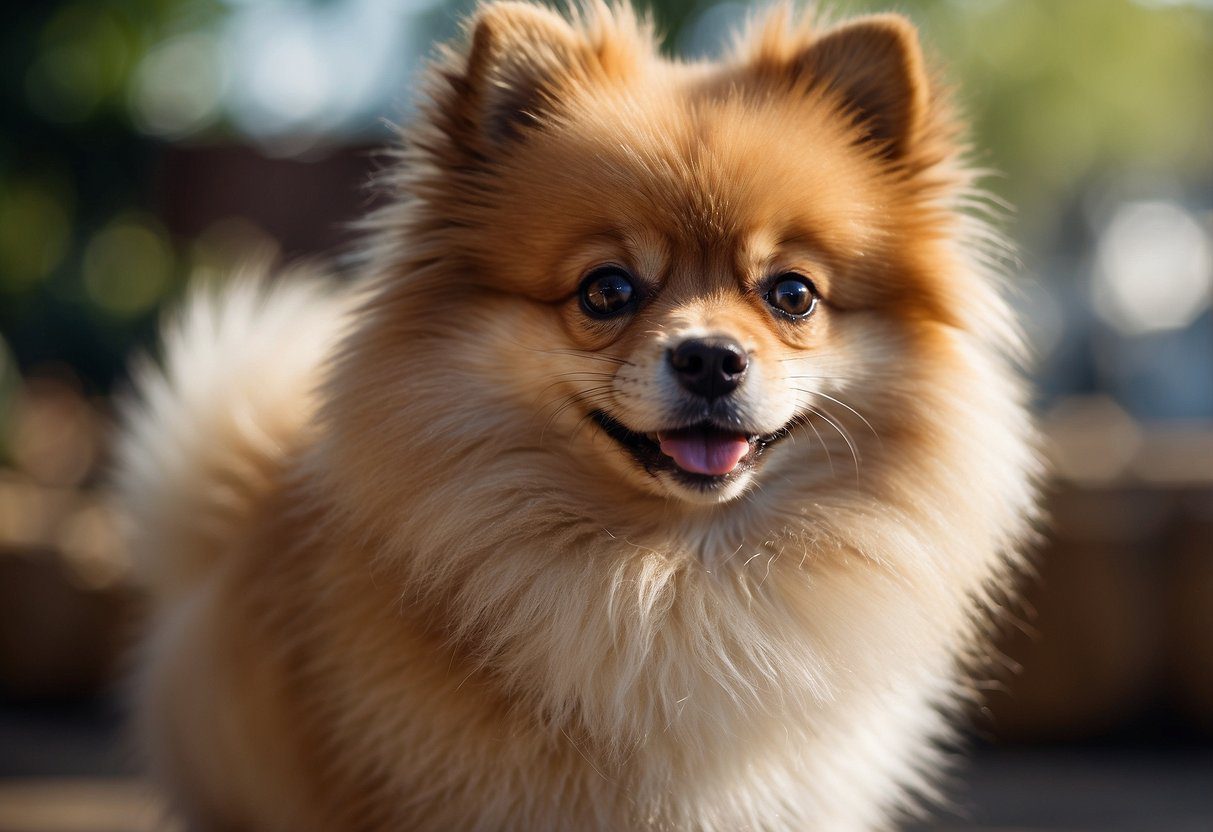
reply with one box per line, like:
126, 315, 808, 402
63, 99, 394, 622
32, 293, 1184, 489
455, 2, 589, 145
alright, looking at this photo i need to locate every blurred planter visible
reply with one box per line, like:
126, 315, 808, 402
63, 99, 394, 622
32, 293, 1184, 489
1164, 496, 1213, 730
984, 404, 1213, 742
0, 371, 144, 701
0, 545, 141, 701
0, 473, 143, 701
983, 487, 1161, 742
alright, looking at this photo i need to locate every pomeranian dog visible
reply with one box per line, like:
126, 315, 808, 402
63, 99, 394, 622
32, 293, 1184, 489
116, 2, 1039, 829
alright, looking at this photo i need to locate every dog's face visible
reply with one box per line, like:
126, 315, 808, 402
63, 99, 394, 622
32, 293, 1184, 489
483, 115, 894, 505
359, 4, 971, 508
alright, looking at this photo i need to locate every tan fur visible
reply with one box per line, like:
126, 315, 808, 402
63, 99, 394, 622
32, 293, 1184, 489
116, 3, 1040, 830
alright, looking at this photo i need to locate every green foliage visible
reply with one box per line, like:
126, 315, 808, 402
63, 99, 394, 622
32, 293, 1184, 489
899, 0, 1213, 217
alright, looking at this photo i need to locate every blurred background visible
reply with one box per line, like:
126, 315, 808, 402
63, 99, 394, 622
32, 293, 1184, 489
0, 0, 1210, 829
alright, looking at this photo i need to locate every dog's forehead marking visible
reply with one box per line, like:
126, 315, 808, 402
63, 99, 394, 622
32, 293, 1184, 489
601, 93, 800, 255
589, 128, 776, 293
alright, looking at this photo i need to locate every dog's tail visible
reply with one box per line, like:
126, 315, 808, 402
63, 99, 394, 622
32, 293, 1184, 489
113, 265, 351, 597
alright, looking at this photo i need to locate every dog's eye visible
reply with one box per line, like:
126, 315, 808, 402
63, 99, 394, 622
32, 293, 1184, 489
579, 267, 635, 317
765, 274, 818, 318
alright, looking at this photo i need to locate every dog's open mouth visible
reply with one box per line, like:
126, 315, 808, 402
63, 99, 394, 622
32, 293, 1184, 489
590, 410, 793, 486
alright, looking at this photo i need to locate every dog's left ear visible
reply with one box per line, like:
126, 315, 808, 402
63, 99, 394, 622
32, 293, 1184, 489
751, 14, 931, 160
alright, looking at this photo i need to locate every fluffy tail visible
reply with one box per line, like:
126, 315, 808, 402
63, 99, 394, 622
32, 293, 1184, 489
113, 266, 351, 597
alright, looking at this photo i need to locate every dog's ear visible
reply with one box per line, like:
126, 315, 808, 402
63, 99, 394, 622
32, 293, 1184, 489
749, 14, 931, 160
459, 2, 588, 145
799, 16, 929, 158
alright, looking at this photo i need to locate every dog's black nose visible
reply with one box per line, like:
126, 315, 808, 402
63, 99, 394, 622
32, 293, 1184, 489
668, 337, 749, 400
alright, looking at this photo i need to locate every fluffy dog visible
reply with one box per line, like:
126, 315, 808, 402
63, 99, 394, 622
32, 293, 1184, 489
116, 3, 1039, 829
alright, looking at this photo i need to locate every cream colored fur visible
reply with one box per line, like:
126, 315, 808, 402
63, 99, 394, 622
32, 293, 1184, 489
116, 4, 1039, 830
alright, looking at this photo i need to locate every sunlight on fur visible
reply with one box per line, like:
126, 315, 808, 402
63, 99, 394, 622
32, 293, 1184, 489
115, 2, 1041, 829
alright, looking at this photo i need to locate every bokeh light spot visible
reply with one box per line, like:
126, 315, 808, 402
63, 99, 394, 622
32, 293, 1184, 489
130, 32, 224, 139
1092, 200, 1213, 336
24, 4, 131, 124
0, 180, 72, 292
82, 215, 175, 320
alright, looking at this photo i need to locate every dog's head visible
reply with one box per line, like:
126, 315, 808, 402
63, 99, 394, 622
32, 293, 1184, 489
310, 6, 1036, 757
337, 3, 1002, 510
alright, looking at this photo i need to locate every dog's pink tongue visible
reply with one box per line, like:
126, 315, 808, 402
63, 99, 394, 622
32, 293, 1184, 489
658, 432, 750, 476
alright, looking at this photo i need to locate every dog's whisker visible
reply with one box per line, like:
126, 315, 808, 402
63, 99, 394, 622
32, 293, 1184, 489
522, 344, 634, 367
789, 407, 835, 478
794, 397, 860, 482
535, 390, 589, 428
539, 387, 623, 447
811, 408, 862, 483
799, 390, 881, 443
774, 354, 846, 365
568, 398, 621, 445
537, 388, 612, 442
532, 373, 618, 405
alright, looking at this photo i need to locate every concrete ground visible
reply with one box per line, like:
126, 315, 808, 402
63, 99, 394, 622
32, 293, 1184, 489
1, 698, 1211, 831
